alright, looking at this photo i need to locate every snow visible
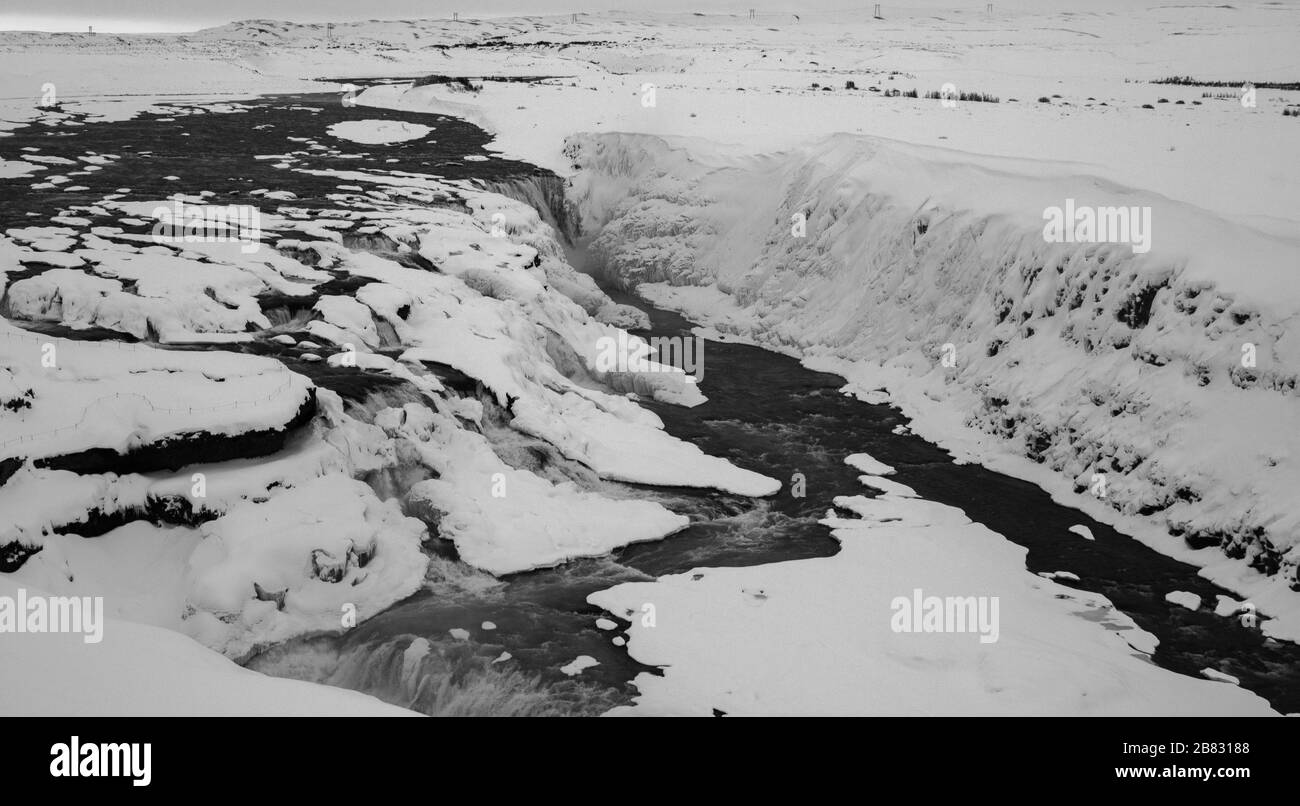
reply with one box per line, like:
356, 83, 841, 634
1068, 525, 1095, 541
1040, 571, 1082, 583
280, 6, 1300, 640
844, 453, 895, 476
7, 251, 269, 341
564, 128, 1300, 640
270, 183, 777, 497
12, 173, 764, 598
0, 404, 376, 556
590, 480, 1273, 716
0, 210, 329, 342
560, 655, 599, 676
0, 321, 313, 463
314, 296, 380, 347
1166, 591, 1203, 612
1, 159, 42, 178
0, 578, 414, 717
326, 120, 433, 145
6, 523, 199, 630
1, 4, 1296, 716
183, 474, 429, 659
343, 8, 1299, 235
2, 386, 429, 663
855, 475, 918, 499
10, 8, 1289, 228
1200, 668, 1241, 686
381, 402, 691, 575
1215, 595, 1248, 618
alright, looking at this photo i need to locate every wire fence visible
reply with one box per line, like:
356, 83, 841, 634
1, 329, 151, 353
0, 332, 299, 455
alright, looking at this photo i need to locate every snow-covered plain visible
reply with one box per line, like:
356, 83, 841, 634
1, 2, 1296, 715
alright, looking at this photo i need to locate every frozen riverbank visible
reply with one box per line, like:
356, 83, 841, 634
559, 130, 1300, 645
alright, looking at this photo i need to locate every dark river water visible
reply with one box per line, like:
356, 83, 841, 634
1, 91, 1295, 715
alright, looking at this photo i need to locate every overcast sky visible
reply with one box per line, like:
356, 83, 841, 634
0, 0, 1205, 33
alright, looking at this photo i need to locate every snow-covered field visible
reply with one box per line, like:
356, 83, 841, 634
1, 2, 1296, 716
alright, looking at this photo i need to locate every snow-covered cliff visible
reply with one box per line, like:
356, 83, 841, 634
567, 131, 1300, 632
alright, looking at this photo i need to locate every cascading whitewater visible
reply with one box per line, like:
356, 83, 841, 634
469, 173, 648, 330
247, 633, 627, 717
480, 174, 580, 244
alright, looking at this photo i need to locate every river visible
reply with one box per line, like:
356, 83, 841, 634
1, 91, 1295, 715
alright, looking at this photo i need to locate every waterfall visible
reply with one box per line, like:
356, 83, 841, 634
480, 173, 580, 244
247, 633, 627, 717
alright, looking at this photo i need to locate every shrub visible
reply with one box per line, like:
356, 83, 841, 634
1, 389, 34, 414
1154, 75, 1300, 90
923, 89, 1000, 103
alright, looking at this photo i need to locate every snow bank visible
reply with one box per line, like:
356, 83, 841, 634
377, 402, 690, 575
0, 319, 313, 464
6, 522, 199, 630
0, 577, 415, 716
3, 390, 432, 657
590, 482, 1275, 716
184, 474, 429, 659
